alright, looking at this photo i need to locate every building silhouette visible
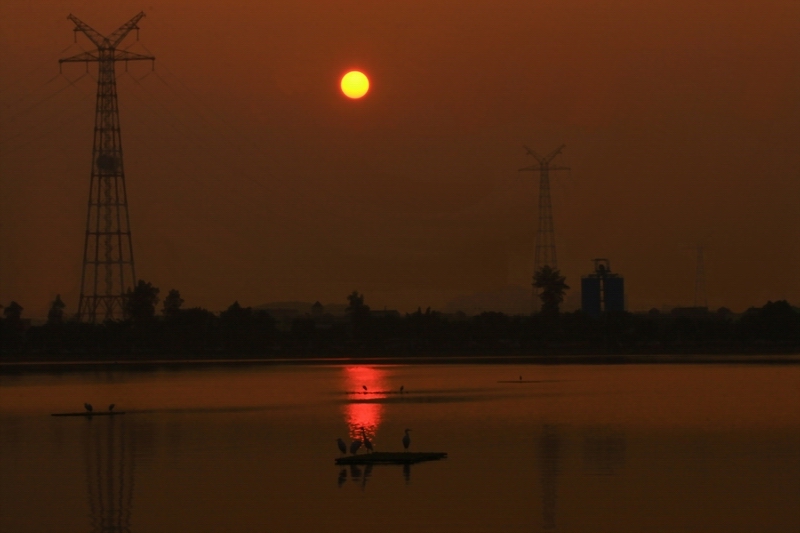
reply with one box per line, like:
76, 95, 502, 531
581, 259, 625, 316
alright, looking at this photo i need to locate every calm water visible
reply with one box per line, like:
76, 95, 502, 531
1, 363, 798, 533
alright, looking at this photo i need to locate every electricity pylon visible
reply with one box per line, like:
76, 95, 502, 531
519, 145, 569, 271
60, 13, 154, 322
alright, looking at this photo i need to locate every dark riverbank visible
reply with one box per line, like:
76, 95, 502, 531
3, 300, 798, 367
2, 353, 799, 375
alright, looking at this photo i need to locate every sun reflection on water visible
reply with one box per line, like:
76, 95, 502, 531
342, 366, 388, 442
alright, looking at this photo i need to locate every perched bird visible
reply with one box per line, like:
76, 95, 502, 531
108, 404, 115, 412
84, 403, 93, 413
402, 429, 411, 451
399, 385, 404, 394
519, 375, 522, 381
362, 385, 368, 393
337, 437, 347, 455
349, 440, 362, 455
362, 428, 374, 453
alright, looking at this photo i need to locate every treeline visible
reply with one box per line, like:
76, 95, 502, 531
1, 284, 798, 360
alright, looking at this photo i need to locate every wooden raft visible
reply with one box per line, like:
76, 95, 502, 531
335, 452, 447, 465
51, 412, 126, 417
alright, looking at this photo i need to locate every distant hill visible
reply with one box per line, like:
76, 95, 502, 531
254, 301, 348, 316
444, 286, 532, 316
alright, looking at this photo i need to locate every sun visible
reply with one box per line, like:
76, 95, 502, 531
340, 71, 369, 99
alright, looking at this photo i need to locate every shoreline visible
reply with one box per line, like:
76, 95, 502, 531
2, 353, 799, 373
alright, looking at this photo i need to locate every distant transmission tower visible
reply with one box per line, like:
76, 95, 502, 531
60, 13, 154, 322
519, 144, 569, 271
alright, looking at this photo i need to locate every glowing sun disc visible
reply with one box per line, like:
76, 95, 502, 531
341, 71, 369, 99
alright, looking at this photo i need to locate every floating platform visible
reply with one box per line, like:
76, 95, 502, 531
335, 452, 447, 465
497, 379, 563, 383
346, 390, 408, 395
51, 412, 126, 417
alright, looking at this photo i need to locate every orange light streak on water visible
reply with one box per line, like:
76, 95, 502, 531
342, 366, 388, 443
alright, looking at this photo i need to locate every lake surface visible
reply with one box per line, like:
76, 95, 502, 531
1, 362, 798, 532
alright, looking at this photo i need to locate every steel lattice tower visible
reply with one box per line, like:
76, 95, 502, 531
519, 145, 569, 271
60, 13, 154, 322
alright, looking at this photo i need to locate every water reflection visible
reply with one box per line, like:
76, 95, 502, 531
582, 427, 627, 476
538, 425, 562, 531
534, 425, 629, 530
338, 463, 375, 490
342, 366, 387, 442
336, 463, 407, 490
83, 416, 134, 533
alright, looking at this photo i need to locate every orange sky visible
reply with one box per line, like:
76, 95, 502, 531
1, 0, 799, 318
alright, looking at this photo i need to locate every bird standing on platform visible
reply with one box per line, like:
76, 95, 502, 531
84, 403, 93, 413
108, 404, 115, 412
362, 428, 373, 453
337, 438, 347, 455
362, 385, 368, 394
349, 440, 362, 455
403, 429, 411, 451
399, 385, 404, 394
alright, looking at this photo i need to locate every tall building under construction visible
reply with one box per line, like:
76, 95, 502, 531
581, 259, 625, 316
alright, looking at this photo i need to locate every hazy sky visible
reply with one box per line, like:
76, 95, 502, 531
1, 0, 798, 318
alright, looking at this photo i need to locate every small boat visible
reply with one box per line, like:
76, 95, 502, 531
51, 411, 126, 417
335, 452, 447, 465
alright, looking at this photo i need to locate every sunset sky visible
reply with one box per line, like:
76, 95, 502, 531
1, 0, 798, 318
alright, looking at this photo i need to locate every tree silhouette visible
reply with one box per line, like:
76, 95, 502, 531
3, 301, 23, 323
124, 280, 160, 324
162, 289, 184, 318
533, 266, 570, 317
739, 300, 800, 344
47, 295, 66, 325
220, 301, 252, 325
346, 291, 370, 322
1, 301, 25, 349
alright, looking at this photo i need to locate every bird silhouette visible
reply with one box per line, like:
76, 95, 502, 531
403, 429, 411, 451
362, 428, 373, 453
108, 404, 115, 412
399, 385, 404, 394
362, 385, 368, 393
84, 403, 93, 412
349, 440, 362, 455
337, 437, 347, 455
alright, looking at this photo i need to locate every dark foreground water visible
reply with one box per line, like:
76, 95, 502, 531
1, 363, 798, 533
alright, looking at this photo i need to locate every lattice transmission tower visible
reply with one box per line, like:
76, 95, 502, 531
518, 145, 569, 272
60, 12, 154, 322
